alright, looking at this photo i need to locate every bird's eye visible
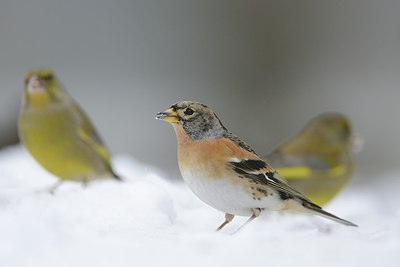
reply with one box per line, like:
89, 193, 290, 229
184, 108, 194, 116
42, 74, 53, 81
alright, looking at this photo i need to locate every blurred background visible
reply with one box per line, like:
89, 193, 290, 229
1, 0, 399, 179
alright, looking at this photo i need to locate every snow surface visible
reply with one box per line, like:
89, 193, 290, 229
0, 145, 399, 267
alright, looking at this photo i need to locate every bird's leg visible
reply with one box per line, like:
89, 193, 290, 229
233, 208, 261, 234
216, 213, 235, 231
81, 181, 91, 190
81, 176, 91, 189
48, 181, 63, 195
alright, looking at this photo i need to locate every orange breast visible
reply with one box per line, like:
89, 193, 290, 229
173, 125, 260, 180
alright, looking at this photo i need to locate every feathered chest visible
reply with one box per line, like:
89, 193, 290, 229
174, 126, 253, 180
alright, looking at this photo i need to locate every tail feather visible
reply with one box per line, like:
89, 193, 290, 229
111, 171, 123, 182
302, 201, 358, 227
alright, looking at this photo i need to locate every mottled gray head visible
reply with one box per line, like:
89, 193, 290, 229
156, 101, 227, 140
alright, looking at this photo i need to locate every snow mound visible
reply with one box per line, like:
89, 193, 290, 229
0, 145, 399, 267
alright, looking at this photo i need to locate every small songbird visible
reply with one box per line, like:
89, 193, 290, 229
19, 69, 120, 192
156, 101, 357, 231
265, 113, 356, 206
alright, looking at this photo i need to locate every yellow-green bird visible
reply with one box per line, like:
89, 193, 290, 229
18, 69, 120, 192
264, 113, 356, 206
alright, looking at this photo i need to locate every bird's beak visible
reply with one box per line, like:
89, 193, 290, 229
156, 108, 180, 123
27, 75, 45, 94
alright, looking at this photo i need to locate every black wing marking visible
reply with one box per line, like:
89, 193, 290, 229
228, 159, 311, 202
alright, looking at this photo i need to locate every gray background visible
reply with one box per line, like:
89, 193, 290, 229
1, 0, 399, 179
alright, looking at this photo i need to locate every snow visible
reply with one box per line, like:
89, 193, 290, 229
0, 145, 399, 267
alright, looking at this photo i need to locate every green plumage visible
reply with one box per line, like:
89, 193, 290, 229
265, 113, 355, 206
18, 69, 120, 184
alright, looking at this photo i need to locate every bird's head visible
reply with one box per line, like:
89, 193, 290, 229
23, 69, 68, 106
304, 113, 352, 146
156, 101, 227, 140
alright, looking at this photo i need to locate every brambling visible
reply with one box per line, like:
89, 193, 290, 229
156, 101, 357, 231
265, 113, 356, 206
19, 69, 121, 193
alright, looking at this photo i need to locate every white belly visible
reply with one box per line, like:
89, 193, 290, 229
180, 168, 285, 216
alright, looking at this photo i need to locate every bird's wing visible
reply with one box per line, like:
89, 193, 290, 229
222, 133, 312, 201
72, 102, 112, 163
72, 102, 121, 179
227, 158, 311, 201
265, 150, 330, 169
227, 156, 356, 226
265, 152, 346, 180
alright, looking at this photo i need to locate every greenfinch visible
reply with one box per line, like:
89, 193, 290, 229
18, 69, 120, 192
264, 113, 356, 206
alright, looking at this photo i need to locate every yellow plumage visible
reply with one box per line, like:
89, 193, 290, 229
18, 69, 120, 188
265, 113, 356, 206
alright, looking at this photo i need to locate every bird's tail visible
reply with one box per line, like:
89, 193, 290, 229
111, 171, 123, 182
301, 200, 358, 227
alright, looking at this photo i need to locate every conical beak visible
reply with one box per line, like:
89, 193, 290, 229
155, 107, 180, 123
27, 75, 45, 94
